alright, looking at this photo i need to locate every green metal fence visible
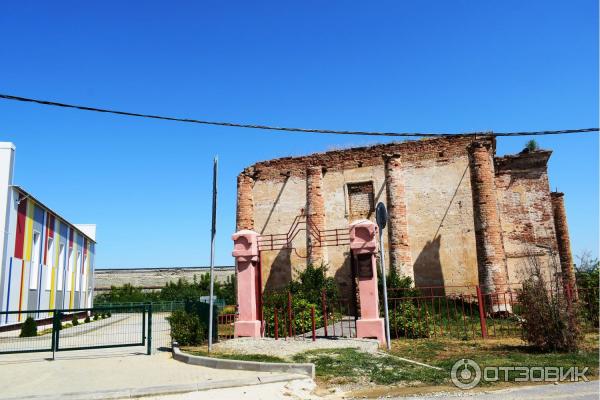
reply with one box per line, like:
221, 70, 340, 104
0, 304, 151, 356
0, 299, 235, 356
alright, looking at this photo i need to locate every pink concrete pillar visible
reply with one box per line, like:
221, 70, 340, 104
232, 229, 261, 338
350, 220, 386, 345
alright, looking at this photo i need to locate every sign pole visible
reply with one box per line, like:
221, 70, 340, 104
376, 202, 392, 350
208, 156, 218, 352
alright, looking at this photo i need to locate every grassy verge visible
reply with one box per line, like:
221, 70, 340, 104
182, 347, 287, 363
295, 333, 598, 389
183, 333, 598, 393
389, 332, 598, 386
293, 348, 447, 385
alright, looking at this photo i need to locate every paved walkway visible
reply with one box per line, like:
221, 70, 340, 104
0, 350, 305, 399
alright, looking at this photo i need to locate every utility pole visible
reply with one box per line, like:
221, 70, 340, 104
376, 202, 392, 350
208, 156, 218, 352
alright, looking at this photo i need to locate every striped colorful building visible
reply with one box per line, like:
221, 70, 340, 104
0, 142, 96, 324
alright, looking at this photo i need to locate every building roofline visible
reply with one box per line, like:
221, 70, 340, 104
241, 134, 495, 181
12, 185, 97, 243
0, 142, 16, 150
95, 265, 234, 272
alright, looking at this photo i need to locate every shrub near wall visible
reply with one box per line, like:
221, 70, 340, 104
263, 263, 335, 337
388, 302, 431, 338
19, 317, 37, 337
519, 257, 581, 352
167, 310, 207, 346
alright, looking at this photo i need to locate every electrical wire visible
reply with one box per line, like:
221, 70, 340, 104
0, 93, 597, 138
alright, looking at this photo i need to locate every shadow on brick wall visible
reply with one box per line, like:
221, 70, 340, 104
264, 248, 293, 292
413, 235, 445, 296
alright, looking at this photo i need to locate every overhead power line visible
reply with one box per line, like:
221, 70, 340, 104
0, 93, 597, 138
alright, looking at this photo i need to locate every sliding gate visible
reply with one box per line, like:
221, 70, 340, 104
0, 304, 152, 356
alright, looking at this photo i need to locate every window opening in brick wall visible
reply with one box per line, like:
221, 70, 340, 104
347, 181, 375, 221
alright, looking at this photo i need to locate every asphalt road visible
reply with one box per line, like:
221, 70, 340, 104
391, 381, 599, 400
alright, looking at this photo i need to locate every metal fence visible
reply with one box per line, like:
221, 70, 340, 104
0, 304, 151, 355
386, 284, 599, 340
261, 290, 356, 341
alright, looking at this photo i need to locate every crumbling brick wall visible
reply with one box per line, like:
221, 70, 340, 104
238, 135, 564, 299
495, 150, 558, 285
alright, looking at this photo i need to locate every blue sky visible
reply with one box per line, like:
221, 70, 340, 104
0, 1, 597, 267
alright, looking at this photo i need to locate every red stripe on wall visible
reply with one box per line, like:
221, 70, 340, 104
69, 228, 74, 249
48, 214, 55, 238
14, 198, 27, 259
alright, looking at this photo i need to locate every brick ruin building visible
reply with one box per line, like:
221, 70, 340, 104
235, 135, 575, 301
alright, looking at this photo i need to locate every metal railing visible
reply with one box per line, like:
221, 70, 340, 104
385, 284, 598, 340
0, 304, 151, 356
261, 290, 356, 340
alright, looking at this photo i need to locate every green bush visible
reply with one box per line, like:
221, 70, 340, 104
84, 315, 91, 323
19, 317, 37, 337
94, 272, 236, 307
71, 315, 79, 326
167, 310, 207, 345
575, 253, 599, 328
93, 313, 99, 321
288, 263, 338, 303
519, 257, 581, 352
389, 302, 430, 338
525, 139, 539, 151
292, 298, 322, 333
107, 311, 112, 318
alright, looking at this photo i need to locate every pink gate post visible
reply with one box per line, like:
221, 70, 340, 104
350, 220, 386, 345
232, 230, 262, 338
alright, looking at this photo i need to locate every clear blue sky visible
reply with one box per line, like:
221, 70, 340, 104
0, 1, 597, 267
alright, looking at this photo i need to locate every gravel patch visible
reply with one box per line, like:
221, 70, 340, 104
213, 337, 379, 359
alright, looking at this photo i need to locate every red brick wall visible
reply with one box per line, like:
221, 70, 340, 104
494, 150, 558, 284
468, 141, 509, 295
243, 135, 490, 183
551, 192, 576, 294
236, 174, 254, 231
384, 154, 413, 279
306, 166, 326, 265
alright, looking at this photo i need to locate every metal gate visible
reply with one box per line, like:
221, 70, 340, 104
0, 304, 152, 356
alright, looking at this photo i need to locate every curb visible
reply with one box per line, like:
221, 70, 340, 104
4, 374, 309, 400
172, 343, 315, 378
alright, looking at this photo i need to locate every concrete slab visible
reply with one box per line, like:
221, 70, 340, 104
0, 351, 306, 400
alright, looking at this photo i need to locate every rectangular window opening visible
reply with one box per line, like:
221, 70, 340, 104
67, 248, 73, 291
29, 231, 41, 290
57, 244, 65, 290
45, 237, 54, 290
347, 181, 375, 221
75, 251, 82, 291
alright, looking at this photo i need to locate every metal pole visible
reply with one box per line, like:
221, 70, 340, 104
379, 228, 391, 350
208, 156, 218, 352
